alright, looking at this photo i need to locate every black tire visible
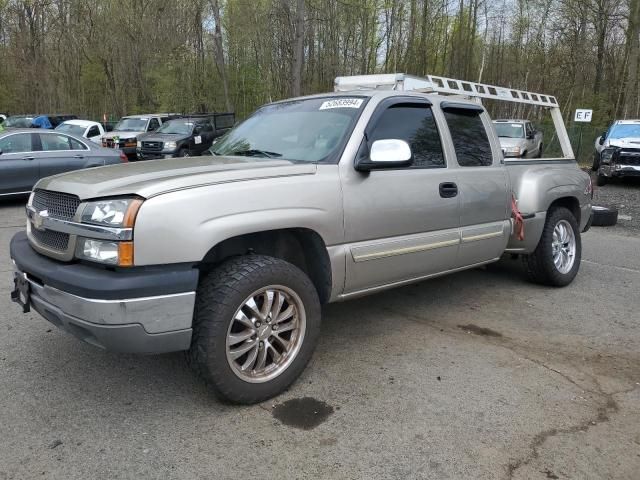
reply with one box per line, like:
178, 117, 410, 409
591, 152, 600, 172
596, 172, 608, 186
522, 207, 581, 287
187, 255, 321, 404
178, 148, 190, 157
591, 205, 618, 227
536, 143, 543, 158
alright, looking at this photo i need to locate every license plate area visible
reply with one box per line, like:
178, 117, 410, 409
11, 272, 31, 313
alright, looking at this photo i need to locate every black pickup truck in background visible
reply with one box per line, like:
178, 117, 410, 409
136, 113, 234, 159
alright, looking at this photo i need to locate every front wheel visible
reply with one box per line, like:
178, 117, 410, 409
522, 207, 581, 287
187, 255, 321, 404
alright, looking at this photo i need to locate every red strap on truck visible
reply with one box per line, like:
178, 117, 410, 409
511, 194, 525, 241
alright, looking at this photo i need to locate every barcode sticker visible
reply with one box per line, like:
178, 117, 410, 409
319, 98, 364, 110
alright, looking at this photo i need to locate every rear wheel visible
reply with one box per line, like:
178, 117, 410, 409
536, 143, 543, 158
522, 207, 581, 287
596, 171, 608, 186
187, 255, 321, 404
178, 148, 190, 157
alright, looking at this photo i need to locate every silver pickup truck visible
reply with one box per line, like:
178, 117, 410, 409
493, 119, 544, 158
10, 82, 592, 404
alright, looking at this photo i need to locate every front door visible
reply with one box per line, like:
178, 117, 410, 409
440, 105, 510, 267
341, 98, 460, 294
0, 132, 39, 195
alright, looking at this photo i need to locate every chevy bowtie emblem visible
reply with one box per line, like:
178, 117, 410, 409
32, 209, 49, 231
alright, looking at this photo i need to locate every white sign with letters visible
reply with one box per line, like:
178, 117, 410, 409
574, 109, 593, 123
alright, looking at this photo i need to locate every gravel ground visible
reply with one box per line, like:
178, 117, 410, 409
590, 175, 640, 235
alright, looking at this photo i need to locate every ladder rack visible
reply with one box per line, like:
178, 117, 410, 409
334, 73, 574, 159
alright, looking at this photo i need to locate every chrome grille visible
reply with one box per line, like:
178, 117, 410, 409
31, 228, 70, 251
142, 141, 163, 151
32, 189, 81, 221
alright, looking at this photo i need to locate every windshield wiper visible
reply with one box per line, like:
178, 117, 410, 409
228, 149, 282, 158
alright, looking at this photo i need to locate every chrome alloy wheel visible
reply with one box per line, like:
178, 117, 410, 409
552, 219, 576, 274
226, 285, 306, 383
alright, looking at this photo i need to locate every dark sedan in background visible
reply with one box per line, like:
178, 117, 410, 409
0, 129, 126, 197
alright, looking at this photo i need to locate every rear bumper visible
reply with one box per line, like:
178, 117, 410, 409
10, 231, 198, 353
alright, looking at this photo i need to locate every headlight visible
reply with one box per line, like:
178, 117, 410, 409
136, 141, 142, 148
600, 148, 615, 164
164, 141, 177, 149
81, 198, 142, 227
76, 238, 134, 266
504, 146, 522, 154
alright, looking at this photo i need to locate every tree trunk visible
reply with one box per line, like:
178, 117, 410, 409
211, 0, 232, 112
625, 0, 640, 117
292, 0, 305, 96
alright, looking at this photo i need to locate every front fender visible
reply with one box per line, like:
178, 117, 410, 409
132, 168, 343, 265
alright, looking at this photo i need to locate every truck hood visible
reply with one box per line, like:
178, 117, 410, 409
606, 137, 640, 148
498, 137, 526, 149
36, 157, 317, 200
103, 130, 144, 140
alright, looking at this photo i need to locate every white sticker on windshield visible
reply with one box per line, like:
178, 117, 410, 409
512, 124, 522, 127
319, 98, 364, 110
194, 136, 202, 144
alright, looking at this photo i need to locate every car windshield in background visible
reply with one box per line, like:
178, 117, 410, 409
609, 124, 640, 139
4, 116, 34, 128
114, 118, 147, 131
494, 123, 524, 138
211, 97, 366, 163
157, 120, 193, 135
55, 124, 85, 136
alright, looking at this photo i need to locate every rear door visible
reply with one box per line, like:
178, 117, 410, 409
341, 98, 461, 294
440, 104, 510, 267
0, 132, 39, 195
36, 132, 93, 178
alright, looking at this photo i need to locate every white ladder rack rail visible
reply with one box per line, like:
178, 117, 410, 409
334, 73, 574, 160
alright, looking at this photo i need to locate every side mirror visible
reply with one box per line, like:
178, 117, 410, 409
598, 134, 606, 145
355, 139, 413, 171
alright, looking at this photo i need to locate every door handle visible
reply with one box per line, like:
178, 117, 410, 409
439, 182, 458, 198
23, 156, 35, 161
73, 154, 84, 159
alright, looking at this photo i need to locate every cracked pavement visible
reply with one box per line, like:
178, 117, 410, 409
0, 196, 639, 479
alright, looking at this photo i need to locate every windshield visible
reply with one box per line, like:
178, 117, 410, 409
157, 119, 193, 135
4, 116, 34, 128
114, 118, 147, 132
609, 124, 640, 139
211, 97, 366, 162
494, 123, 524, 138
55, 123, 85, 136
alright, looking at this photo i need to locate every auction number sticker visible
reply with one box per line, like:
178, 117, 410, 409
319, 98, 364, 110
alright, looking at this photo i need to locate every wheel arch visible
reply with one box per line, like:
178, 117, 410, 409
199, 228, 333, 304
548, 196, 581, 224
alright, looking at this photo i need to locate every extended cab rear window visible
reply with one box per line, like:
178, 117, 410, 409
444, 109, 493, 167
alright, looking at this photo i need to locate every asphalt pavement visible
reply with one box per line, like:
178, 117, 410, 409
0, 192, 638, 480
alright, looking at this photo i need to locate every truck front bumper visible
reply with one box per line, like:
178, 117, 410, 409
600, 164, 640, 178
9, 231, 198, 354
